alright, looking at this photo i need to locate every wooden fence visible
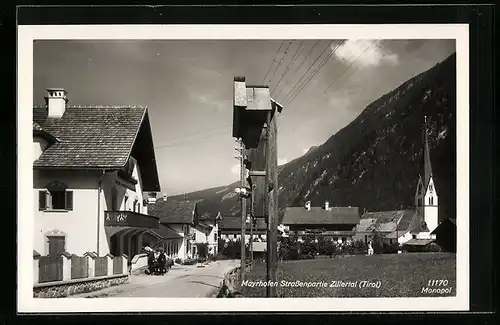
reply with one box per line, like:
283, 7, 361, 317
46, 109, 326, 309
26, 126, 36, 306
94, 257, 108, 277
113, 256, 123, 275
39, 256, 63, 283
71, 256, 89, 279
34, 252, 128, 285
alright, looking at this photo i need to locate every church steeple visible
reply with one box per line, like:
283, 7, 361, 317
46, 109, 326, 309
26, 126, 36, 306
423, 115, 433, 189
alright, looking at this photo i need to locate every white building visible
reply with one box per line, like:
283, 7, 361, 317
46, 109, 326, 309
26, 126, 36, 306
147, 198, 219, 260
33, 88, 161, 260
190, 219, 219, 257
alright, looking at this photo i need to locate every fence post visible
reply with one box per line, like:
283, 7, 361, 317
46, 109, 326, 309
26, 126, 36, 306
61, 252, 72, 281
33, 250, 41, 285
84, 252, 97, 278
121, 254, 128, 275
105, 254, 114, 276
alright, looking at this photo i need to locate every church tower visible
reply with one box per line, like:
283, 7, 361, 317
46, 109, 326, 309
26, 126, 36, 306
414, 116, 439, 239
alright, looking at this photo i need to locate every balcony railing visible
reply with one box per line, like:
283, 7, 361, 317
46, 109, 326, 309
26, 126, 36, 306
104, 210, 159, 229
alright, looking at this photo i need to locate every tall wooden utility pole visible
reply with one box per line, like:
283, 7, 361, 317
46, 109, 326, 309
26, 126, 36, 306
235, 138, 247, 283
250, 214, 254, 263
232, 76, 283, 297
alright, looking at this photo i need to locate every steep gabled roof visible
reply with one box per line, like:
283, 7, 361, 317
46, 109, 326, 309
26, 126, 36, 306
357, 210, 416, 238
148, 224, 184, 240
33, 105, 161, 191
430, 217, 456, 235
422, 116, 433, 190
33, 121, 59, 143
282, 206, 361, 225
148, 199, 198, 225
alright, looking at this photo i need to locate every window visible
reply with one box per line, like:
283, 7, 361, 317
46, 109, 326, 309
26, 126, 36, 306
124, 196, 129, 210
429, 196, 434, 205
234, 234, 237, 239
193, 232, 197, 241
39, 181, 73, 211
133, 199, 138, 212
214, 233, 217, 242
412, 234, 417, 239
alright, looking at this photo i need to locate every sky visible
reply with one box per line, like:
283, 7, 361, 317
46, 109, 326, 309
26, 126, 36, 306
33, 39, 455, 195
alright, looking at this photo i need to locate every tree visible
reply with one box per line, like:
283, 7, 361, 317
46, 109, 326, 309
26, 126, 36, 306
196, 242, 209, 259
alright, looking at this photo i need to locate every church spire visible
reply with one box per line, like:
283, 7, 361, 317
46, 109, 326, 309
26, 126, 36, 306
423, 115, 433, 189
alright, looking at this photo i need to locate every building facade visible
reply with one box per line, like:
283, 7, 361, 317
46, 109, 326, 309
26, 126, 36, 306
147, 198, 215, 260
281, 201, 361, 243
218, 216, 267, 243
354, 210, 419, 245
33, 88, 161, 260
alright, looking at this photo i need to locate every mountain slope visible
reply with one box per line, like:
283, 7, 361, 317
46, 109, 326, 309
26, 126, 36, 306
171, 53, 457, 224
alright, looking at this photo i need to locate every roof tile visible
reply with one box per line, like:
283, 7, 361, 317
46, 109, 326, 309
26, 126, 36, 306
148, 199, 198, 225
33, 105, 146, 169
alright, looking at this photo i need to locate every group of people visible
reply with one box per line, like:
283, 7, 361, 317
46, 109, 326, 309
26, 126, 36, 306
143, 246, 173, 276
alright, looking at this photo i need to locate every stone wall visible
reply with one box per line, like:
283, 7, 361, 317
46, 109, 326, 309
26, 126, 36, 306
216, 261, 253, 298
33, 274, 128, 298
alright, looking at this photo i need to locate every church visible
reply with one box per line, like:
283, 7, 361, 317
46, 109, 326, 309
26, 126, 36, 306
355, 116, 447, 252
400, 116, 441, 251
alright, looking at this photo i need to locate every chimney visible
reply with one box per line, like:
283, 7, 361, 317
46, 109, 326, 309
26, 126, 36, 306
305, 201, 311, 211
45, 88, 68, 118
324, 201, 330, 210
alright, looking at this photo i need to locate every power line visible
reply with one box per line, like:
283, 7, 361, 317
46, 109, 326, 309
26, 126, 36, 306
272, 40, 305, 97
266, 40, 293, 86
281, 40, 334, 104
273, 40, 321, 100
285, 40, 344, 105
155, 123, 231, 143
285, 41, 345, 106
154, 125, 231, 149
323, 40, 378, 95
261, 40, 285, 85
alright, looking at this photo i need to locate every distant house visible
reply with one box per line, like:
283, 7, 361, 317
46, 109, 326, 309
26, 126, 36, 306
430, 218, 456, 253
33, 88, 161, 260
190, 218, 219, 257
281, 201, 361, 243
147, 198, 200, 260
354, 210, 425, 245
218, 216, 267, 243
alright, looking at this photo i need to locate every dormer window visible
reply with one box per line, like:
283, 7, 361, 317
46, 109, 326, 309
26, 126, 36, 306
39, 181, 73, 211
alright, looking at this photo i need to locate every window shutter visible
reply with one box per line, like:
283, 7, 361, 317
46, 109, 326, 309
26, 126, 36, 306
39, 191, 47, 211
65, 191, 73, 210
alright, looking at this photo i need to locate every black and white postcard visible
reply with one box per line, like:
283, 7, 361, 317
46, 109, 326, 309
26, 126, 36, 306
18, 23, 469, 312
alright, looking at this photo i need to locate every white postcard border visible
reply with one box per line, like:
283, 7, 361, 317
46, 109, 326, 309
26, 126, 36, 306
17, 24, 469, 312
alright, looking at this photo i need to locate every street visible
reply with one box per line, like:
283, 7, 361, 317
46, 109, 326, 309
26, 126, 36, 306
74, 259, 240, 298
